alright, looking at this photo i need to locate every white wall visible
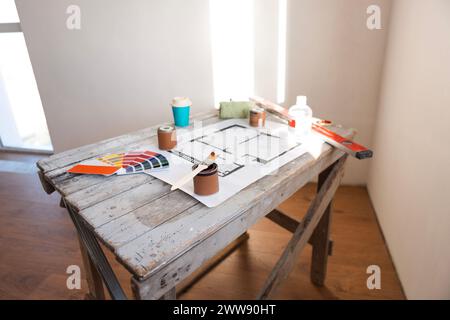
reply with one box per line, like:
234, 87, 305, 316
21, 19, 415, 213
15, 0, 214, 152
368, 0, 450, 299
16, 0, 391, 185
285, 0, 392, 184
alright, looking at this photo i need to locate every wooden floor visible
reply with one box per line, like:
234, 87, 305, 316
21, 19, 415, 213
0, 151, 405, 300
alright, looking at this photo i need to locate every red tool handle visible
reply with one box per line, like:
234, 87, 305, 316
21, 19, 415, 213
250, 96, 373, 160
311, 123, 373, 159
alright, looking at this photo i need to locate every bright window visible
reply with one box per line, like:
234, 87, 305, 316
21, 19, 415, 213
209, 0, 255, 106
0, 0, 53, 152
209, 0, 287, 106
0, 0, 20, 23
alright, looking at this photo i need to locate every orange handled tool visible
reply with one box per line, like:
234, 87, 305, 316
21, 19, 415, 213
250, 96, 373, 160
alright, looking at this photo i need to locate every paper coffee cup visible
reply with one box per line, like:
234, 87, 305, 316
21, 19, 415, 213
171, 97, 192, 127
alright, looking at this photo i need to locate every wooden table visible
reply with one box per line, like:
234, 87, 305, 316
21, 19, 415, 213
37, 111, 351, 300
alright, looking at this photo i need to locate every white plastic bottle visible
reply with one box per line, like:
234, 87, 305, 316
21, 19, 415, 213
288, 96, 313, 141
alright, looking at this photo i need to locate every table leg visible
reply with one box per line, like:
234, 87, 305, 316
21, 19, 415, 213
131, 277, 177, 300
257, 154, 347, 299
64, 199, 127, 300
310, 162, 335, 286
159, 288, 176, 300
77, 235, 105, 299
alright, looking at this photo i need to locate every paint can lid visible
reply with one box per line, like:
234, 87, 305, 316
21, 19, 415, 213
192, 163, 218, 176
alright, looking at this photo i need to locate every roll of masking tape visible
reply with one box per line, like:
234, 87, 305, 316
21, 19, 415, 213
249, 107, 266, 128
158, 126, 177, 150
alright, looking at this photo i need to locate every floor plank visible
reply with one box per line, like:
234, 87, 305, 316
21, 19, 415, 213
0, 151, 405, 299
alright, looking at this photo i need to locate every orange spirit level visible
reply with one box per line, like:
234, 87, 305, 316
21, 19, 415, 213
250, 96, 373, 160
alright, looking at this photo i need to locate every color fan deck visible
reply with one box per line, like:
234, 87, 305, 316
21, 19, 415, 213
36, 111, 353, 300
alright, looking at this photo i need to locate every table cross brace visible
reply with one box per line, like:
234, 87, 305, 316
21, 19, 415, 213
257, 154, 348, 299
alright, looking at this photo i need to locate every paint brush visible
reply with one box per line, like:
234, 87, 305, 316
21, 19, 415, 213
170, 152, 217, 191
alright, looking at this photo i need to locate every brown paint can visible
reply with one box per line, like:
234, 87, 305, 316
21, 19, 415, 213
157, 126, 177, 150
193, 163, 219, 196
249, 107, 266, 128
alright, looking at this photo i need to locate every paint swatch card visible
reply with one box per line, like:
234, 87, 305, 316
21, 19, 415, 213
67, 150, 169, 176
67, 159, 121, 176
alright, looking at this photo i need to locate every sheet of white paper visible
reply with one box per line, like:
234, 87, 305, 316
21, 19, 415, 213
145, 119, 319, 207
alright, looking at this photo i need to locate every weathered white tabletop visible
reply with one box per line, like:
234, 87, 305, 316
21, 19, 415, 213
37, 111, 352, 300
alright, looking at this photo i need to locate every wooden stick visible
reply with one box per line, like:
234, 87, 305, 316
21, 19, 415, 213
170, 152, 216, 191
266, 209, 299, 233
170, 164, 207, 191
266, 209, 333, 249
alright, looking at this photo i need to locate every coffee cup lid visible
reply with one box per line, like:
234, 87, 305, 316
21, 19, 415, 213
172, 97, 192, 107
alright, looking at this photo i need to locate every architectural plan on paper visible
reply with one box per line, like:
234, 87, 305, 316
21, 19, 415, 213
146, 119, 316, 207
